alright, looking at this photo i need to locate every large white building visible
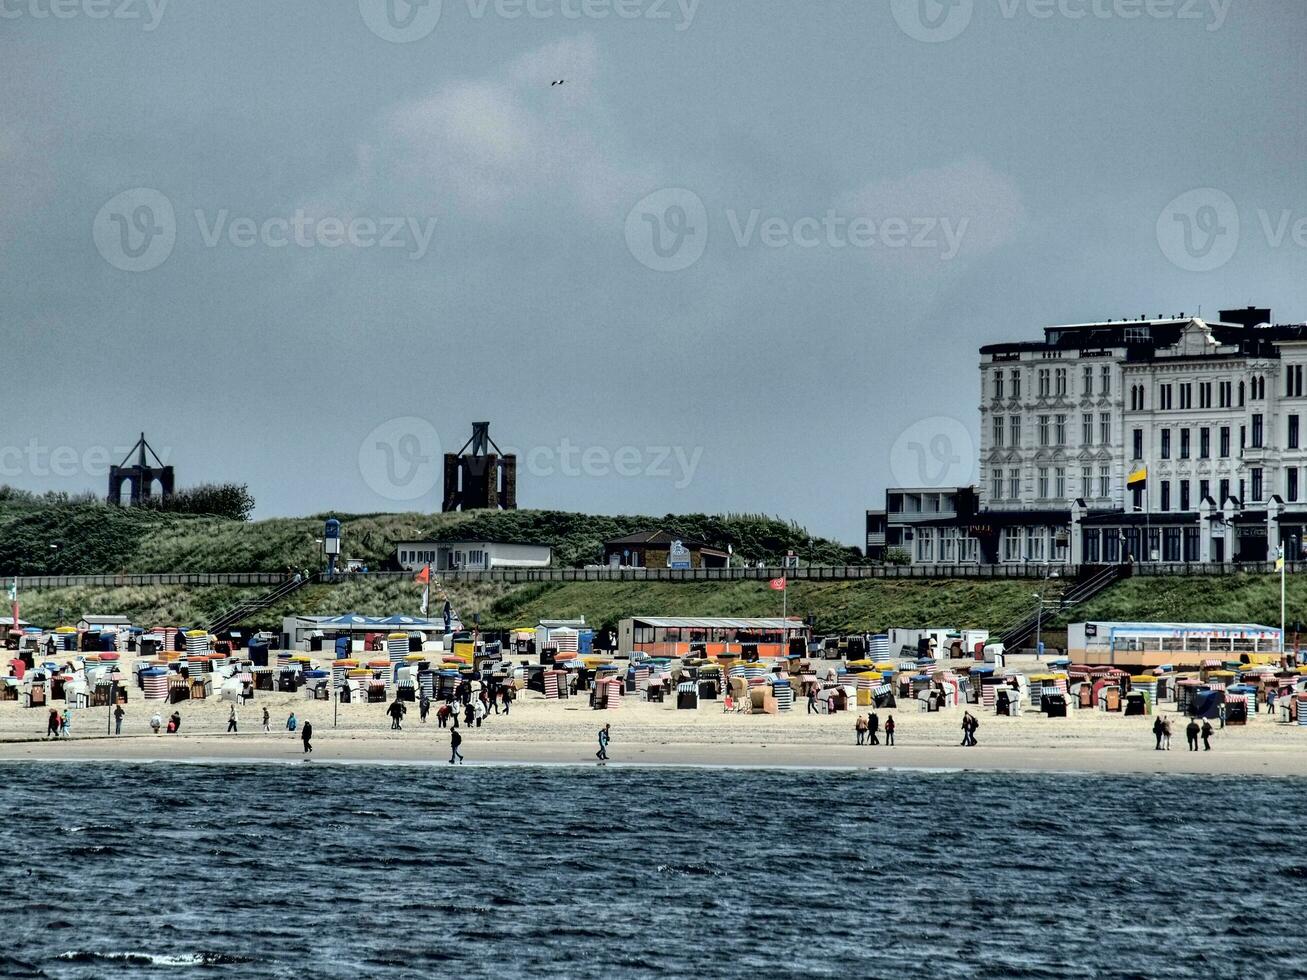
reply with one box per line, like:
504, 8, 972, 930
872, 306, 1307, 566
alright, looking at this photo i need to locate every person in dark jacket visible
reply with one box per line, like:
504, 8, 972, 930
867, 712, 880, 745
597, 723, 611, 761
1152, 716, 1164, 751
1200, 719, 1214, 751
884, 715, 896, 746
1186, 718, 1200, 751
450, 728, 464, 765
301, 720, 313, 754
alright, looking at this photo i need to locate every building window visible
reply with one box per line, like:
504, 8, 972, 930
1055, 368, 1067, 397
1179, 383, 1192, 410
1164, 527, 1182, 562
1003, 527, 1022, 562
1008, 468, 1020, 500
1219, 426, 1230, 458
1180, 428, 1190, 459
1010, 415, 1021, 446
1081, 465, 1092, 498
1038, 415, 1050, 447
1291, 415, 1300, 450
1132, 487, 1144, 511
1099, 412, 1110, 445
1082, 413, 1093, 446
1288, 364, 1304, 398
1038, 467, 1049, 499
1199, 382, 1212, 409
1011, 369, 1021, 399
1219, 381, 1231, 408
1100, 365, 1111, 396
1252, 468, 1263, 502
1161, 480, 1171, 512
1238, 380, 1245, 406
1055, 414, 1067, 447
1083, 366, 1093, 395
1252, 413, 1263, 449
1199, 479, 1210, 503
1199, 427, 1210, 459
1161, 429, 1171, 459
1099, 466, 1110, 499
1055, 467, 1066, 498
992, 416, 1004, 448
991, 468, 1003, 500
993, 371, 1004, 400
1179, 480, 1190, 512
1038, 369, 1050, 397
1219, 478, 1230, 505
1132, 429, 1143, 460
1158, 384, 1173, 410
1290, 468, 1300, 504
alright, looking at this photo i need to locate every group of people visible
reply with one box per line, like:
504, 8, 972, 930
960, 711, 979, 747
852, 712, 896, 746
1152, 715, 1215, 751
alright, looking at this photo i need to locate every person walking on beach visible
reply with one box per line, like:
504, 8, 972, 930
1161, 716, 1173, 750
150, 711, 162, 735
113, 704, 124, 736
46, 708, 60, 738
450, 727, 464, 765
60, 708, 71, 737
436, 702, 450, 728
227, 705, 238, 734
884, 715, 896, 746
262, 707, 270, 733
855, 715, 866, 745
301, 720, 313, 754
419, 693, 431, 724
597, 723, 611, 762
473, 698, 485, 729
807, 688, 818, 715
1185, 718, 1200, 751
1152, 715, 1164, 751
1201, 719, 1214, 751
868, 712, 880, 745
961, 712, 977, 747
502, 685, 514, 716
388, 698, 406, 731
287, 712, 297, 732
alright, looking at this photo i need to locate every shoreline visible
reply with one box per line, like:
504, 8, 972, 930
4, 733, 1305, 776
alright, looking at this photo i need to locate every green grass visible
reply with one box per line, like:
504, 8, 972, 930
0, 503, 864, 575
11, 571, 1301, 637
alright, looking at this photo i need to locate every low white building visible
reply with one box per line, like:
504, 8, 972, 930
396, 540, 552, 572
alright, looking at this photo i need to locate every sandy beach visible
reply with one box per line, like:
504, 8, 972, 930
5, 688, 1305, 775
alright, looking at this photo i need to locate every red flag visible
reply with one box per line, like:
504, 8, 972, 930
768, 577, 787, 591
413, 565, 430, 584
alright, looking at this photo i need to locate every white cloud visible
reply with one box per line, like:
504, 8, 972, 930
838, 157, 1026, 261
318, 35, 657, 223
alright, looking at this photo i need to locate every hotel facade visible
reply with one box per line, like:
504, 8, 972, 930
867, 307, 1307, 567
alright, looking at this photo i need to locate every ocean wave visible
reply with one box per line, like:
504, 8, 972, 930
56, 950, 251, 966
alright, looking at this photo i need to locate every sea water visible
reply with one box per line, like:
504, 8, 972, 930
2, 763, 1300, 978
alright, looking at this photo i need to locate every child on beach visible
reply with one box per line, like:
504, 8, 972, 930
60, 709, 71, 737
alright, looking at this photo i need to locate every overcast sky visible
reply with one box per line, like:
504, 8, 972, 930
3, 0, 1306, 544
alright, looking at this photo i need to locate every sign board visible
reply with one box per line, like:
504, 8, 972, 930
668, 540, 692, 570
784, 551, 799, 570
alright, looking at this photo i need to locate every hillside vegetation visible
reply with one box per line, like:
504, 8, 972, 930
0, 500, 863, 576
14, 572, 1302, 637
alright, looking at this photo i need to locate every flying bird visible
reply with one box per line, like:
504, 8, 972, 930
551, 79, 566, 86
